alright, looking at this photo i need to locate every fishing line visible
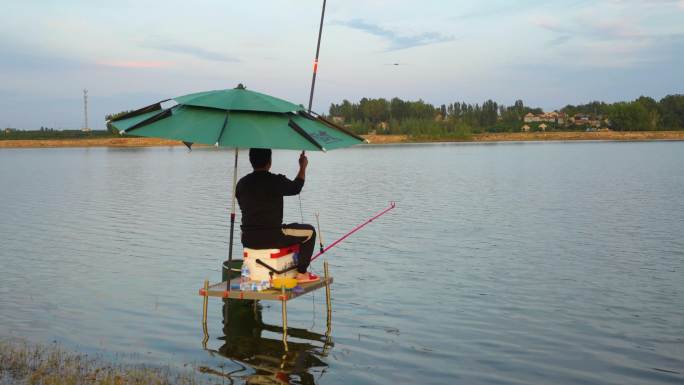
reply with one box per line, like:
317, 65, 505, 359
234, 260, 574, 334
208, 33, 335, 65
298, 194, 304, 223
310, 281, 317, 329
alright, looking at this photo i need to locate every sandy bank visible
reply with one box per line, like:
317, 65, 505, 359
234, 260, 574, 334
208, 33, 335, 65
471, 131, 684, 142
365, 131, 684, 143
1, 131, 683, 148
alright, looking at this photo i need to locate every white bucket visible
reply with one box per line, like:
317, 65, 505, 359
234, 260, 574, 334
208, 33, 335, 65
243, 246, 299, 281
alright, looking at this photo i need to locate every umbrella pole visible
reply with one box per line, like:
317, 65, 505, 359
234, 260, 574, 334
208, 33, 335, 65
228, 148, 239, 290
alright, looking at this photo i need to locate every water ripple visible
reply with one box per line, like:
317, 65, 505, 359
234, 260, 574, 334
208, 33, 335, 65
1, 142, 684, 384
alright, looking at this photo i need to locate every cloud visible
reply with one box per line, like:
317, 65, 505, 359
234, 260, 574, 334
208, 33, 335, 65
334, 19, 454, 51
532, 1, 684, 42
529, 4, 684, 68
0, 44, 88, 72
546, 35, 572, 47
531, 16, 569, 34
0, 42, 171, 72
96, 60, 172, 69
455, 1, 549, 20
142, 40, 240, 62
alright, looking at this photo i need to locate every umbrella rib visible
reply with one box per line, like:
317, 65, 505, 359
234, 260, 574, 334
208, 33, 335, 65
109, 99, 170, 122
288, 119, 326, 152
215, 111, 230, 146
299, 111, 367, 142
124, 109, 173, 133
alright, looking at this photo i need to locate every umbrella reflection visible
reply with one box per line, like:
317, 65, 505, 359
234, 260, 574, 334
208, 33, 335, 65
202, 300, 333, 385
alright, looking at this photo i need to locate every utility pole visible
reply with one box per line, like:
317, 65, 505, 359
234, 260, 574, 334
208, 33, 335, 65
82, 89, 90, 132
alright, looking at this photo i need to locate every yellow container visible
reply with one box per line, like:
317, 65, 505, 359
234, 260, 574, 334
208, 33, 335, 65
272, 278, 298, 290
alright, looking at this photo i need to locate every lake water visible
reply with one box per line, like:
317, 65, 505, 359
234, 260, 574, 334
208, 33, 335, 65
1, 141, 683, 384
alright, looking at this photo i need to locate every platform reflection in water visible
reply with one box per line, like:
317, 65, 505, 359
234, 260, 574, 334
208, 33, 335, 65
200, 300, 333, 384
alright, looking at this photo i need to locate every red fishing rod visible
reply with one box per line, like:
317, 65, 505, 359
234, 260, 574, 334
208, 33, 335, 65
311, 202, 396, 262
252, 203, 395, 277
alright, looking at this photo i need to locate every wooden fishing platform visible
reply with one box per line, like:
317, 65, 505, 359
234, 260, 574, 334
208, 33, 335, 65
200, 261, 333, 347
199, 276, 333, 301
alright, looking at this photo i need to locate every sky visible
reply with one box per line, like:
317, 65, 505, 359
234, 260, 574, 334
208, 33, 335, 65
1, 0, 683, 130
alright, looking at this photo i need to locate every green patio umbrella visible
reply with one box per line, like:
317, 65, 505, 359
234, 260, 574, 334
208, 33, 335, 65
109, 84, 364, 151
107, 84, 367, 270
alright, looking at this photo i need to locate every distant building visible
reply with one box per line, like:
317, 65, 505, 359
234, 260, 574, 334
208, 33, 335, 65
524, 111, 566, 125
573, 114, 602, 128
539, 123, 548, 131
557, 114, 565, 125
331, 116, 344, 125
521, 124, 531, 132
523, 113, 540, 123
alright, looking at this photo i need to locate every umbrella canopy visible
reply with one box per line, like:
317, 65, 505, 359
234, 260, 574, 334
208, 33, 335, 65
109, 85, 366, 151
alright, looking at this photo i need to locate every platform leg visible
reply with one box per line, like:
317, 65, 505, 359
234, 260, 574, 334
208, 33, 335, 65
281, 286, 289, 352
324, 261, 332, 330
201, 279, 209, 348
202, 279, 209, 323
323, 261, 333, 355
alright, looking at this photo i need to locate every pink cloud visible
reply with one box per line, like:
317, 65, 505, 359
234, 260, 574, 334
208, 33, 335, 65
97, 60, 172, 69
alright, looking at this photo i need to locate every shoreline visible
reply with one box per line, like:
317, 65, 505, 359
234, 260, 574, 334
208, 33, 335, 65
1, 131, 683, 148
0, 339, 198, 384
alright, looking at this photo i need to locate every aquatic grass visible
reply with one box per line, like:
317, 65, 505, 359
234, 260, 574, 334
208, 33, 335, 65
0, 340, 199, 385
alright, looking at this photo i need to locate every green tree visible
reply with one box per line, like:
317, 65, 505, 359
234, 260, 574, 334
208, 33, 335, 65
635, 96, 660, 130
659, 94, 684, 129
607, 102, 651, 131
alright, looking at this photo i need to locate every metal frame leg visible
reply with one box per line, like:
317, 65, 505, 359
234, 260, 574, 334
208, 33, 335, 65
323, 261, 333, 355
324, 261, 332, 330
281, 286, 289, 351
202, 279, 209, 348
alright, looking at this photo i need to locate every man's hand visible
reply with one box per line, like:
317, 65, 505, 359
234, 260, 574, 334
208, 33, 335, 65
299, 151, 308, 170
296, 151, 307, 181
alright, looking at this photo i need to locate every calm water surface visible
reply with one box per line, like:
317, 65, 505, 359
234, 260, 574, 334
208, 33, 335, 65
1, 142, 683, 384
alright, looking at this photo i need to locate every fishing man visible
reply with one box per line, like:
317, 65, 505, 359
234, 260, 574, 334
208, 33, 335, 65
236, 148, 319, 283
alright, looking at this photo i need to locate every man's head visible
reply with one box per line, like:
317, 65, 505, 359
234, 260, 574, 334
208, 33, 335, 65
249, 148, 272, 170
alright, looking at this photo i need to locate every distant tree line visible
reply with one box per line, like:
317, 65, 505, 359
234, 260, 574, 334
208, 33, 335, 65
561, 95, 684, 131
329, 95, 684, 135
4, 95, 683, 140
1, 110, 131, 140
1, 129, 114, 140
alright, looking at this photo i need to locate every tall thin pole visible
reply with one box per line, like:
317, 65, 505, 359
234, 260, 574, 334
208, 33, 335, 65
83, 89, 89, 132
307, 0, 327, 113
227, 148, 239, 290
